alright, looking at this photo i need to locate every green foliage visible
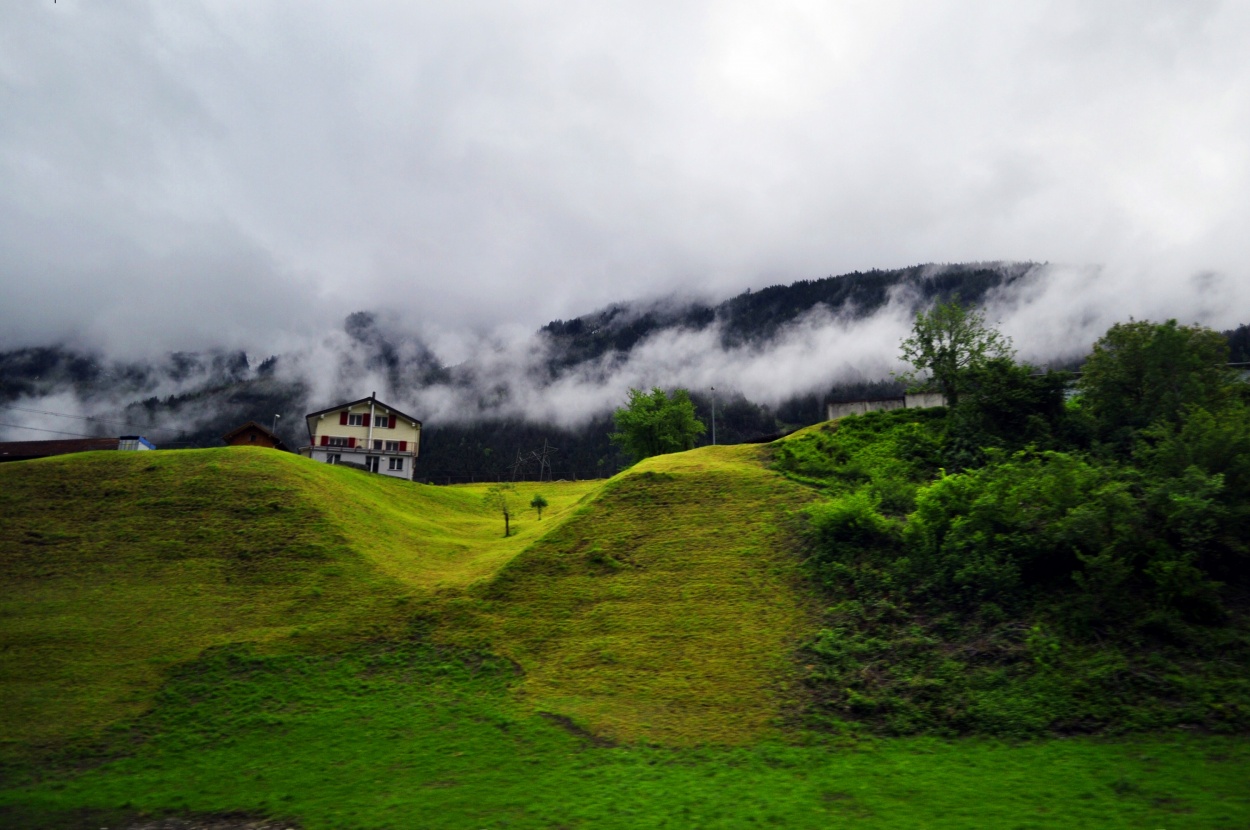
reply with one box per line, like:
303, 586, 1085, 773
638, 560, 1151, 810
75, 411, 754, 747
482, 484, 517, 536
529, 493, 548, 519
780, 317, 1250, 738
943, 358, 1077, 468
791, 437, 1250, 736
905, 452, 1145, 611
897, 299, 1014, 406
1078, 319, 1237, 445
610, 386, 706, 462
772, 408, 946, 512
1136, 399, 1250, 498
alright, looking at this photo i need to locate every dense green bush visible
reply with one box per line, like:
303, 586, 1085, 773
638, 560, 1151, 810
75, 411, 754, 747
1079, 319, 1236, 446
942, 358, 1078, 468
782, 318, 1250, 737
907, 453, 1141, 610
771, 408, 945, 511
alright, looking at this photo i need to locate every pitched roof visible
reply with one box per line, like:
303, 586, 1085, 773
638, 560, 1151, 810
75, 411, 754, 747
0, 438, 121, 460
221, 421, 291, 452
303, 396, 422, 427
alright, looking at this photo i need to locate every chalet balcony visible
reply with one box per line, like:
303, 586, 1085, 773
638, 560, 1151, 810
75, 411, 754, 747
301, 442, 416, 456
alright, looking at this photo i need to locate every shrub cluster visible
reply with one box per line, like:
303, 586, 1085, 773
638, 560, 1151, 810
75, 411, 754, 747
778, 319, 1250, 736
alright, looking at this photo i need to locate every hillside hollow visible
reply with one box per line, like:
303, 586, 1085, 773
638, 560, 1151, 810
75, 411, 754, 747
0, 442, 818, 750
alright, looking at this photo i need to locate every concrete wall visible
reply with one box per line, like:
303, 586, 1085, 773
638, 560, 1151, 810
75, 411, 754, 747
826, 392, 948, 421
904, 392, 947, 409
826, 398, 905, 421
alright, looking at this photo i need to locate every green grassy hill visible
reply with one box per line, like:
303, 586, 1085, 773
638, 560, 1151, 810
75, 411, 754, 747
0, 448, 597, 750
2, 443, 1248, 829
0, 444, 813, 752
439, 444, 819, 745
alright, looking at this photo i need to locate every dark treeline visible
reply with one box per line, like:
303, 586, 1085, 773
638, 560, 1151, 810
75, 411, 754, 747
540, 262, 1036, 372
1226, 322, 1250, 363
2, 265, 1246, 477
416, 390, 779, 483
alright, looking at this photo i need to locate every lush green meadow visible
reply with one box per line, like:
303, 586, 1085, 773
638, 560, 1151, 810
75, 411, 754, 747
4, 642, 1248, 830
1, 443, 1248, 828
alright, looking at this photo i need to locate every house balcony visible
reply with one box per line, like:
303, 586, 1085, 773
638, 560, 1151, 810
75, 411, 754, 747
301, 443, 417, 456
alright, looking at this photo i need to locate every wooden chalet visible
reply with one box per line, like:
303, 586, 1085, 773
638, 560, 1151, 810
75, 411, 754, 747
222, 421, 291, 452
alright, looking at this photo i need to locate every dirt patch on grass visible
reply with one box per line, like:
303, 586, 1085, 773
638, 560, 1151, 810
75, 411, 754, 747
121, 816, 298, 830
0, 807, 298, 830
538, 711, 619, 747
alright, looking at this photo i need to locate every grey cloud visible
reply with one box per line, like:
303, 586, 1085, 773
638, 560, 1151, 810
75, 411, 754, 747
1, 1, 1247, 359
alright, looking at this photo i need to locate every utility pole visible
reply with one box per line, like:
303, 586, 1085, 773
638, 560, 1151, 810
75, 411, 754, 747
535, 439, 558, 482
710, 386, 716, 446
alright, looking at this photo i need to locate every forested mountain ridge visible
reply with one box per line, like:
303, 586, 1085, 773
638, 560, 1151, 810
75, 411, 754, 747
1, 261, 1247, 483
539, 262, 1036, 372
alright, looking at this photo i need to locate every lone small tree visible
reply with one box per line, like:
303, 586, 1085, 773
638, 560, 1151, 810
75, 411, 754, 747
898, 299, 1014, 407
483, 484, 517, 537
610, 387, 706, 462
530, 493, 548, 520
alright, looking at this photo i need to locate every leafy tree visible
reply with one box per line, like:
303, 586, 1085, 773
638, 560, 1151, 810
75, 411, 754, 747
482, 484, 517, 537
530, 493, 548, 520
944, 357, 1074, 468
610, 387, 706, 462
1224, 322, 1250, 363
1078, 319, 1236, 443
898, 299, 1014, 407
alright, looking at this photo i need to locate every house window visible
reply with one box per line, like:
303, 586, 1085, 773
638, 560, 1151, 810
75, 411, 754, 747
389, 457, 404, 471
375, 415, 390, 428
327, 436, 349, 448
348, 413, 364, 426
326, 453, 341, 465
373, 439, 383, 450
365, 456, 380, 473
384, 440, 400, 451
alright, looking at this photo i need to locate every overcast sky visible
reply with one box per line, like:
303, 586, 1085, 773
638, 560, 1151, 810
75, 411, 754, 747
2, 0, 1248, 359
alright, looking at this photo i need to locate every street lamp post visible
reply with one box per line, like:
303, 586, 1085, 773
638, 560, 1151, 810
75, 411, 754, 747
272, 414, 281, 435
710, 386, 716, 446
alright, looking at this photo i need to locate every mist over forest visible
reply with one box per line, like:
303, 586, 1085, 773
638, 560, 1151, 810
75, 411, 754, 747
2, 261, 1247, 481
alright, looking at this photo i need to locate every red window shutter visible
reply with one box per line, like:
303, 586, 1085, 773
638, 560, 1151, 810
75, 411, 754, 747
390, 416, 397, 429
339, 412, 348, 425
399, 440, 407, 451
348, 437, 356, 448
320, 435, 329, 446
362, 414, 370, 427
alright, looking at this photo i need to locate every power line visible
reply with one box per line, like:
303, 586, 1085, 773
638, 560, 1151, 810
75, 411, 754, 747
0, 421, 103, 438
0, 403, 174, 436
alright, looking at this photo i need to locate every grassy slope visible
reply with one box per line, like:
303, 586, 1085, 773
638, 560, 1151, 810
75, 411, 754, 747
1, 443, 810, 750
2, 443, 1249, 827
0, 448, 595, 750
6, 644, 1248, 830
440, 444, 820, 745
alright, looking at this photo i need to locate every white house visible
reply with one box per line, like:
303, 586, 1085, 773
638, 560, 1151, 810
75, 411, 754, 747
299, 395, 421, 479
